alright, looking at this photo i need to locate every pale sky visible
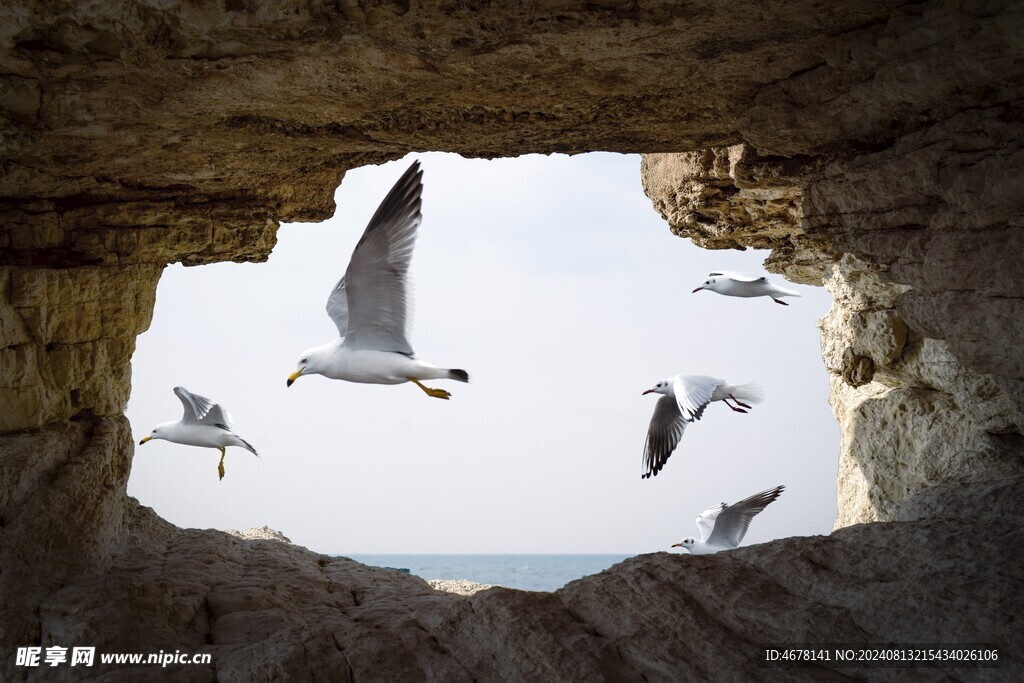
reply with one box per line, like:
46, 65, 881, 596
126, 152, 838, 555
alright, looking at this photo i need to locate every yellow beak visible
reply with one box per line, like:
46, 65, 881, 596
287, 370, 303, 387
139, 435, 152, 445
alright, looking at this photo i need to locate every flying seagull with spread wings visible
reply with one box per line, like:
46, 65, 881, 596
672, 485, 785, 554
640, 375, 763, 478
286, 160, 469, 399
138, 386, 258, 480
692, 270, 801, 305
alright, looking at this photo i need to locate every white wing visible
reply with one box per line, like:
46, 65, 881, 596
674, 375, 723, 422
706, 485, 785, 548
695, 503, 727, 541
173, 386, 233, 429
708, 270, 767, 283
642, 395, 689, 478
325, 276, 349, 337
339, 161, 423, 356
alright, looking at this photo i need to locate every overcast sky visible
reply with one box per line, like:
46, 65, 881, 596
125, 152, 838, 555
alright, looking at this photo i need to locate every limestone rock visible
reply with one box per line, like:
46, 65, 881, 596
224, 526, 293, 544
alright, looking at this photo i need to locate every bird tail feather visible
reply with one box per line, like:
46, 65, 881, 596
235, 437, 259, 457
728, 383, 764, 404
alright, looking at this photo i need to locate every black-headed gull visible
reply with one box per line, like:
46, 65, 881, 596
672, 485, 785, 554
641, 375, 763, 478
138, 386, 258, 480
287, 161, 469, 399
692, 271, 801, 305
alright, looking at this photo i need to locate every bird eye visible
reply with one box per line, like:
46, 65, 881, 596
301, 358, 308, 364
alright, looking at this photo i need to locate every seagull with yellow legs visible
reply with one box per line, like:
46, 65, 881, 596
287, 160, 469, 398
138, 386, 259, 480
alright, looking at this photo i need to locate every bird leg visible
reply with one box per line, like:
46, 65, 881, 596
407, 377, 451, 400
722, 397, 748, 413
772, 298, 789, 306
217, 447, 226, 480
729, 394, 752, 409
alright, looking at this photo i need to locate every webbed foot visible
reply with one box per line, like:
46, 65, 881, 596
407, 377, 452, 400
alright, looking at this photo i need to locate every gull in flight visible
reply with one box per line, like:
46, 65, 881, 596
641, 375, 763, 478
287, 160, 469, 399
692, 271, 801, 305
138, 386, 258, 480
672, 485, 785, 554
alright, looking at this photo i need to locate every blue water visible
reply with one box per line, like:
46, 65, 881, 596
345, 554, 633, 592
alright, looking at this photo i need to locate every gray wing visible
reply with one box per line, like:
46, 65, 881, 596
642, 395, 689, 479
341, 161, 423, 356
200, 404, 233, 429
173, 387, 232, 429
674, 375, 723, 422
326, 277, 349, 337
706, 485, 785, 548
174, 386, 210, 424
695, 503, 727, 541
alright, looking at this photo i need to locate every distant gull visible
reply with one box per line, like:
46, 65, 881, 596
287, 160, 469, 399
138, 386, 258, 480
641, 375, 764, 478
692, 271, 801, 305
672, 485, 785, 554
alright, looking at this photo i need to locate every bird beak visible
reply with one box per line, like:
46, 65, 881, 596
287, 370, 303, 387
139, 436, 152, 445
692, 286, 703, 293
642, 389, 654, 395
671, 543, 681, 548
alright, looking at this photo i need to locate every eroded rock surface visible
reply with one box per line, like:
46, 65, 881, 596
2, 0, 1022, 680
23, 490, 1024, 681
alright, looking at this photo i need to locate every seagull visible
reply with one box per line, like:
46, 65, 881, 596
286, 160, 469, 399
672, 485, 785, 554
641, 375, 764, 478
691, 271, 801, 305
138, 387, 258, 480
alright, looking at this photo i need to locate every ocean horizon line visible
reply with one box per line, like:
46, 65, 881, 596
337, 552, 638, 557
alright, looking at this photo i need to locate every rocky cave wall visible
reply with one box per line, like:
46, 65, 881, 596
1, 0, 1022, 680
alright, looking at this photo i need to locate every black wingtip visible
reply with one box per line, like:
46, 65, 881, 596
756, 485, 786, 506
402, 158, 423, 182
447, 369, 470, 383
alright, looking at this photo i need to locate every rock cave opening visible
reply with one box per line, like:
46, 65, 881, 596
124, 152, 837, 587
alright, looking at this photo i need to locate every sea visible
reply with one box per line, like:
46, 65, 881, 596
345, 554, 634, 592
